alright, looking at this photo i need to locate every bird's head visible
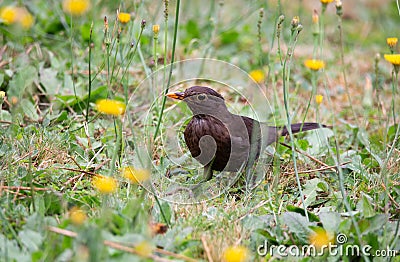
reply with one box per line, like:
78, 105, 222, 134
166, 86, 228, 115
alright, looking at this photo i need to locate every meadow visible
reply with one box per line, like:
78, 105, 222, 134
0, 0, 399, 261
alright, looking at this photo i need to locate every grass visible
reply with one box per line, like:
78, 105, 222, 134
1, 0, 400, 261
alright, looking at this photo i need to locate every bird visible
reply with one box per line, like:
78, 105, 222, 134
167, 86, 329, 181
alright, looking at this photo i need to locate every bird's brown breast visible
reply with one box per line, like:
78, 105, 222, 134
183, 114, 261, 172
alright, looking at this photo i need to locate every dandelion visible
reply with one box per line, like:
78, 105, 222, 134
320, 0, 334, 4
304, 59, 325, 71
0, 6, 17, 24
387, 37, 398, 50
309, 227, 334, 250
315, 95, 323, 105
92, 175, 118, 194
96, 99, 126, 116
0, 6, 34, 29
152, 24, 160, 34
62, 0, 90, 16
384, 54, 400, 66
135, 241, 153, 257
69, 207, 87, 225
122, 166, 150, 184
249, 69, 265, 84
223, 245, 249, 262
118, 12, 131, 24
19, 8, 33, 29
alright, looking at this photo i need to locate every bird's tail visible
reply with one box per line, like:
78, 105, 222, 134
281, 122, 330, 136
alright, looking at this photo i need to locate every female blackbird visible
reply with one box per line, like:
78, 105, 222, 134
167, 86, 328, 181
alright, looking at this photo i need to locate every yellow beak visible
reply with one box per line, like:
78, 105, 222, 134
166, 92, 185, 100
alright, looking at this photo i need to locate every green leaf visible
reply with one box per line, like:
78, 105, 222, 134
296, 139, 309, 151
357, 129, 383, 167
286, 205, 320, 222
8, 65, 38, 98
0, 109, 11, 122
55, 85, 108, 113
20, 98, 39, 121
305, 128, 334, 155
220, 30, 239, 44
302, 178, 329, 209
319, 211, 341, 233
19, 229, 43, 252
185, 19, 200, 39
254, 229, 279, 245
356, 193, 375, 218
39, 67, 58, 95
80, 23, 92, 42
282, 211, 314, 244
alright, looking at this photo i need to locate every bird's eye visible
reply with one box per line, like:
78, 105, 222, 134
197, 94, 206, 101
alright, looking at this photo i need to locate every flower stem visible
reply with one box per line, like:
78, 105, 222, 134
153, 0, 181, 141
282, 26, 308, 221
86, 23, 93, 122
109, 117, 122, 177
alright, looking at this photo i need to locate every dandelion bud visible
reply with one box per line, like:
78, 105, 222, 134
386, 37, 398, 50
152, 24, 160, 34
335, 0, 343, 17
296, 24, 303, 33
312, 10, 319, 36
312, 10, 319, 24
375, 53, 381, 63
291, 16, 300, 32
0, 91, 5, 99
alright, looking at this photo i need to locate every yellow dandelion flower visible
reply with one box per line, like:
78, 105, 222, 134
19, 8, 34, 29
135, 241, 153, 257
315, 95, 323, 105
0, 6, 17, 24
92, 175, 118, 194
122, 166, 150, 184
249, 69, 265, 84
118, 12, 131, 24
309, 228, 334, 250
387, 37, 398, 49
0, 91, 5, 99
223, 245, 249, 262
320, 0, 334, 4
384, 54, 400, 66
152, 24, 160, 34
96, 99, 126, 116
69, 207, 87, 225
62, 0, 90, 16
304, 59, 325, 71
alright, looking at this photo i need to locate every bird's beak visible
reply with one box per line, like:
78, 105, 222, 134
166, 92, 185, 100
